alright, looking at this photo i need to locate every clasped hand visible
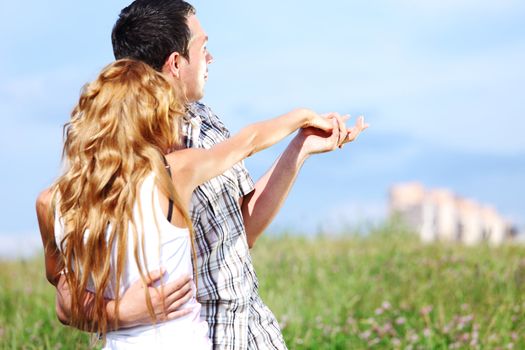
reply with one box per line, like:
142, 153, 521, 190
300, 112, 369, 156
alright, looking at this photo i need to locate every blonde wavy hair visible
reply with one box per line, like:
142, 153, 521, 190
52, 59, 195, 336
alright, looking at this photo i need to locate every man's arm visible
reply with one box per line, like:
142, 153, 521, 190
36, 189, 194, 331
241, 115, 368, 248
55, 270, 194, 330
241, 133, 310, 248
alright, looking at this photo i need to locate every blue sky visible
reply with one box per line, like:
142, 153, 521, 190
1, 0, 524, 254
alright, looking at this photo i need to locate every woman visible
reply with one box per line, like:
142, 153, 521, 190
36, 59, 367, 349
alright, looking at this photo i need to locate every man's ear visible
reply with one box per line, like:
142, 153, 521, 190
163, 51, 183, 79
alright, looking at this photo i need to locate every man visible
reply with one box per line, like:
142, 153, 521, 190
46, 0, 367, 348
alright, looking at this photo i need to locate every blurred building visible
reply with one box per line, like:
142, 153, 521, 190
389, 182, 516, 245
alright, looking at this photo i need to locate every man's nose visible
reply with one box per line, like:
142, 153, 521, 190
206, 52, 214, 64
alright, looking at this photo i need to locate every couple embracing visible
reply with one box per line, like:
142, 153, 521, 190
36, 1, 368, 349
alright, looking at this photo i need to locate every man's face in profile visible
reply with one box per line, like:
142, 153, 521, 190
178, 15, 213, 102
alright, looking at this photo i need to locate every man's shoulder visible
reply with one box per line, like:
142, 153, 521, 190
189, 101, 229, 134
188, 101, 218, 119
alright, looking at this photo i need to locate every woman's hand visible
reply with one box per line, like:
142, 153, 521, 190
301, 109, 334, 133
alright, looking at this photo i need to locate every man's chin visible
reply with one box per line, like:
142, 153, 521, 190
190, 90, 205, 102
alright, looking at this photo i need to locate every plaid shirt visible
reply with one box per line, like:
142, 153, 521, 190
182, 102, 287, 349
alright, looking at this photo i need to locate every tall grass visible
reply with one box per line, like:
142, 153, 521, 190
1, 226, 524, 349
0, 259, 92, 349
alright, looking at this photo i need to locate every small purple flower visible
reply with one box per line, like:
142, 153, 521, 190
382, 322, 393, 334
395, 317, 406, 325
459, 333, 470, 342
368, 338, 380, 346
462, 315, 473, 323
360, 330, 372, 340
346, 316, 356, 325
410, 333, 419, 343
420, 305, 433, 316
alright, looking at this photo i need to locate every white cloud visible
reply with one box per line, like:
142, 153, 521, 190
0, 232, 42, 260
306, 199, 388, 235
0, 65, 96, 124
391, 0, 525, 15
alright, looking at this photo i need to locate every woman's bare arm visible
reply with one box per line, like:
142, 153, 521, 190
36, 188, 63, 286
167, 108, 334, 201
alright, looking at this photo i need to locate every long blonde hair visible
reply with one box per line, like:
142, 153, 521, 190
53, 59, 195, 336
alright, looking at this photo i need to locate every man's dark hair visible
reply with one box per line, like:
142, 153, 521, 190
112, 0, 196, 71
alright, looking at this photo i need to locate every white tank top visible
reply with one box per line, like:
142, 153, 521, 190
54, 173, 211, 349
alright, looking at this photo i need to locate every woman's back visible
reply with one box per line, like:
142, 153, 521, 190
54, 173, 210, 349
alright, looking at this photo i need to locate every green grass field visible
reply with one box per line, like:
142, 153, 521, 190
1, 225, 524, 349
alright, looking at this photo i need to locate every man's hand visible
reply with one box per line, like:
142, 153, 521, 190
297, 113, 369, 156
115, 270, 194, 329
55, 269, 194, 330
341, 115, 369, 146
241, 113, 368, 248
